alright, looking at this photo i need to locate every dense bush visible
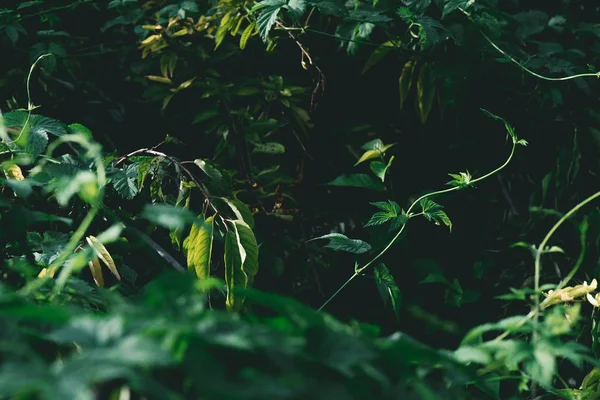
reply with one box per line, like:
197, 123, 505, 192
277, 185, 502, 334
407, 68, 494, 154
3, 0, 600, 398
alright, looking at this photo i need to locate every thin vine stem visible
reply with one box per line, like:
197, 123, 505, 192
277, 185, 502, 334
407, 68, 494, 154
480, 31, 600, 82
318, 137, 519, 312
490, 190, 600, 344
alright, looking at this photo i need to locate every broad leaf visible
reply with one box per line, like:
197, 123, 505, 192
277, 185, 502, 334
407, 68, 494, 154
370, 155, 394, 182
308, 233, 372, 254
183, 215, 214, 279
327, 173, 385, 191
194, 158, 223, 181
222, 198, 255, 228
224, 219, 259, 311
374, 263, 402, 319
365, 200, 406, 228
107, 164, 139, 199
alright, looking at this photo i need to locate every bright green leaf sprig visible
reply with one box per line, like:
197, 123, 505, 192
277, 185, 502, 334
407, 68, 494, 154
315, 109, 527, 312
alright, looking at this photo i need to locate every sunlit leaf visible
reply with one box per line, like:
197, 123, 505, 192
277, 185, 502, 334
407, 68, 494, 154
224, 219, 259, 311
184, 216, 214, 279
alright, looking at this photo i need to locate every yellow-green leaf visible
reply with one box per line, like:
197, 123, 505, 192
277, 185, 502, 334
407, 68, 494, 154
160, 53, 177, 78
4, 164, 24, 180
88, 257, 104, 287
86, 236, 120, 281
231, 16, 243, 37
224, 219, 259, 311
355, 149, 381, 166
146, 75, 173, 84
215, 13, 233, 50
399, 59, 417, 110
183, 216, 214, 280
240, 22, 255, 50
417, 63, 436, 124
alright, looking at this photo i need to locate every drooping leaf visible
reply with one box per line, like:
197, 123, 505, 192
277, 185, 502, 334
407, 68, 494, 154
362, 41, 394, 74
222, 198, 255, 228
370, 155, 394, 182
88, 256, 104, 287
194, 158, 223, 181
327, 173, 386, 191
240, 22, 256, 49
170, 180, 193, 251
420, 198, 452, 231
308, 233, 372, 254
399, 59, 417, 109
86, 236, 120, 281
416, 63, 435, 124
374, 263, 402, 319
183, 216, 214, 280
224, 219, 259, 311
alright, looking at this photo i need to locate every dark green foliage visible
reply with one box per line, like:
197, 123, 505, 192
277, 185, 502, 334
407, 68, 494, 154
3, 0, 600, 398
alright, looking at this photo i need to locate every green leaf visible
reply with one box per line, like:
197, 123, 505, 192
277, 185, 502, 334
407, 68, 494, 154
252, 142, 285, 154
417, 63, 435, 124
67, 123, 92, 138
224, 219, 259, 311
3, 111, 67, 137
222, 198, 255, 229
446, 170, 472, 189
194, 158, 223, 181
370, 155, 394, 182
253, 0, 287, 41
327, 173, 385, 191
374, 263, 402, 319
184, 216, 214, 279
420, 198, 452, 231
27, 231, 69, 266
55, 170, 97, 206
361, 138, 396, 153
441, 0, 473, 18
399, 59, 417, 109
240, 22, 256, 49
136, 157, 155, 190
142, 204, 197, 230
355, 149, 381, 166
365, 200, 406, 228
308, 233, 372, 254
170, 181, 192, 251
107, 164, 139, 199
362, 41, 394, 74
